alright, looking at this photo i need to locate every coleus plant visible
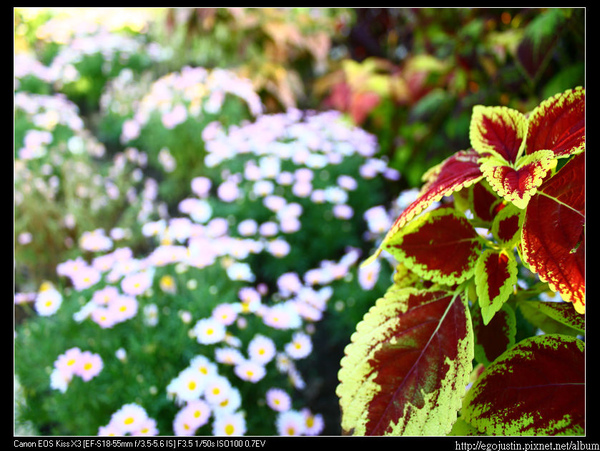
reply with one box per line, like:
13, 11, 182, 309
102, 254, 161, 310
337, 87, 585, 436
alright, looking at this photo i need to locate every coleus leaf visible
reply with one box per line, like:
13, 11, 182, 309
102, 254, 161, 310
474, 249, 518, 325
349, 91, 381, 125
467, 180, 504, 225
337, 286, 473, 435
521, 153, 585, 313
461, 334, 585, 435
525, 86, 585, 158
491, 203, 523, 248
517, 299, 585, 336
449, 418, 484, 436
469, 87, 584, 209
366, 149, 483, 266
478, 149, 557, 210
383, 208, 483, 285
469, 105, 528, 164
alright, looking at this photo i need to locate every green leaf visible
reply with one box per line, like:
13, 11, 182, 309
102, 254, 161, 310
383, 208, 483, 285
462, 334, 585, 435
475, 249, 518, 325
516, 9, 567, 83
517, 299, 584, 336
448, 417, 485, 436
337, 286, 473, 435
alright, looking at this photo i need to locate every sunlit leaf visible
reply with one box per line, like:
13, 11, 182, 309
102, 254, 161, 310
517, 299, 585, 336
469, 105, 528, 163
462, 334, 584, 435
383, 208, 483, 285
474, 249, 518, 325
449, 417, 485, 436
337, 286, 473, 435
522, 153, 585, 313
479, 149, 557, 209
392, 262, 422, 290
526, 86, 585, 158
376, 150, 483, 259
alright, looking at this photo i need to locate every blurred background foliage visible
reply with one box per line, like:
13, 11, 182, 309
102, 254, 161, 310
145, 7, 585, 186
318, 8, 585, 186
15, 7, 585, 187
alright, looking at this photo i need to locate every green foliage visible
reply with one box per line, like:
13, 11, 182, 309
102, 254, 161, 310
316, 8, 585, 188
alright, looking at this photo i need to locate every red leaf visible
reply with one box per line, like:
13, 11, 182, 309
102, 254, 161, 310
496, 215, 519, 242
350, 91, 381, 125
470, 181, 502, 224
384, 208, 482, 285
462, 334, 585, 435
522, 153, 585, 313
479, 150, 557, 209
469, 106, 527, 164
475, 250, 518, 325
325, 82, 352, 112
492, 204, 522, 246
484, 252, 509, 300
337, 287, 473, 435
381, 149, 483, 245
472, 303, 516, 366
526, 87, 585, 158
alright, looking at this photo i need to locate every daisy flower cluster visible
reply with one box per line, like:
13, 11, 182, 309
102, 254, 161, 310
121, 66, 263, 138
31, 8, 157, 46
98, 68, 156, 146
41, 29, 158, 96
17, 9, 166, 108
265, 387, 324, 435
14, 91, 99, 160
14, 52, 55, 94
98, 403, 159, 436
196, 108, 399, 280
14, 90, 165, 289
162, 255, 343, 436
115, 66, 263, 201
50, 347, 103, 393
15, 92, 406, 435
15, 20, 402, 434
167, 356, 244, 436
27, 184, 381, 435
